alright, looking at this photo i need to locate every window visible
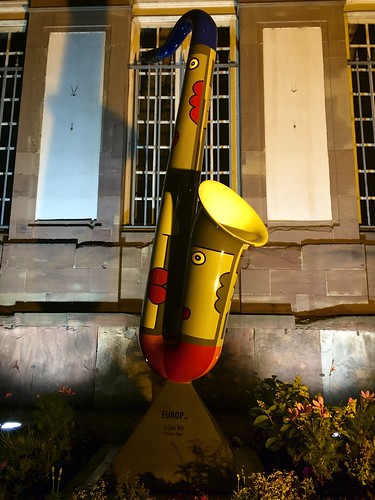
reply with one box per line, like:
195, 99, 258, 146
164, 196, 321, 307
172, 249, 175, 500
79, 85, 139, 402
263, 27, 331, 222
123, 16, 238, 227
35, 31, 105, 221
0, 31, 25, 230
349, 23, 375, 228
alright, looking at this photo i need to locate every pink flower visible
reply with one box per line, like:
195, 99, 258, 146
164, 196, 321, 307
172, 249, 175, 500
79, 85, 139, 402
5, 392, 11, 398
360, 390, 375, 402
312, 395, 329, 417
287, 407, 299, 421
296, 402, 313, 415
58, 386, 75, 395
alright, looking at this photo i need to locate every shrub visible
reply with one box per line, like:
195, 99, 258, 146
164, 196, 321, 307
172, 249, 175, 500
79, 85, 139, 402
251, 376, 375, 494
231, 469, 315, 500
0, 392, 75, 497
72, 472, 150, 500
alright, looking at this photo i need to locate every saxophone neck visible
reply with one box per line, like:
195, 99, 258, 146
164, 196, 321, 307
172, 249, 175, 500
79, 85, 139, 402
141, 9, 217, 64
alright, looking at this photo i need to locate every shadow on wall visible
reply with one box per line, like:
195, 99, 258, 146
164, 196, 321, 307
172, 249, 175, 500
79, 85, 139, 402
0, 320, 154, 410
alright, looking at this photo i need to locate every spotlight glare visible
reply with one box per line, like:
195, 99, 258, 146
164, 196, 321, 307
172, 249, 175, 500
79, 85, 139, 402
1, 421, 22, 431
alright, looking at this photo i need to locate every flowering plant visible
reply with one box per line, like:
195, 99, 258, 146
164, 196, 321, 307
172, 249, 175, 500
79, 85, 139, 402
252, 376, 375, 490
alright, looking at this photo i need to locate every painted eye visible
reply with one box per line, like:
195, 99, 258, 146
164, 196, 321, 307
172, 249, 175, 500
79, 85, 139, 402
189, 57, 199, 70
191, 251, 206, 265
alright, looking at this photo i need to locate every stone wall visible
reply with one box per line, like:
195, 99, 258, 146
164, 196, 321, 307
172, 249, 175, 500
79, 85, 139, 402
1, 312, 375, 411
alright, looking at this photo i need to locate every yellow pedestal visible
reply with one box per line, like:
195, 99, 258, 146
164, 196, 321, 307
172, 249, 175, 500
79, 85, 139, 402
113, 380, 238, 492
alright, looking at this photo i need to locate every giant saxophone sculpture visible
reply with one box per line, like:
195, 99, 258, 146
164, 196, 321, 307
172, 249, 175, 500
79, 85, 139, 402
139, 10, 268, 384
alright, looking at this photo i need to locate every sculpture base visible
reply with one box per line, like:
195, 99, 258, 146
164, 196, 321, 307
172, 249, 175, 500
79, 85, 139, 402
113, 380, 240, 492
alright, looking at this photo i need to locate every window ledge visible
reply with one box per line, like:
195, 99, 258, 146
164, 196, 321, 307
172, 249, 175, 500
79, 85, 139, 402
29, 220, 101, 228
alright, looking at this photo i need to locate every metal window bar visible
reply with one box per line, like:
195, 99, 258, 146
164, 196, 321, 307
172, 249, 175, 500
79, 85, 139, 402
349, 23, 375, 228
129, 27, 237, 227
0, 32, 24, 230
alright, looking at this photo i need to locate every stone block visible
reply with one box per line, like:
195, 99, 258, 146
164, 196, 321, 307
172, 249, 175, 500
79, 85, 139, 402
241, 293, 296, 313
13, 152, 40, 175
99, 170, 122, 197
95, 326, 151, 409
44, 292, 118, 302
329, 59, 354, 150
66, 312, 139, 328
335, 149, 357, 197
327, 269, 368, 297
333, 196, 361, 238
14, 312, 68, 327
31, 225, 93, 243
12, 174, 36, 197
75, 246, 119, 269
241, 174, 266, 198
25, 268, 90, 293
120, 267, 146, 300
253, 328, 323, 396
0, 268, 26, 293
366, 244, 375, 300
91, 227, 113, 241
0, 325, 97, 406
270, 269, 327, 296
0, 292, 46, 306
98, 195, 121, 224
302, 244, 365, 270
322, 4, 346, 40
90, 268, 119, 293
122, 246, 142, 268
295, 294, 313, 313
242, 150, 265, 176
8, 196, 31, 221
141, 245, 153, 267
320, 330, 375, 404
239, 9, 265, 45
228, 314, 295, 329
266, 226, 333, 245
240, 269, 270, 295
313, 294, 369, 311
333, 221, 360, 241
4, 243, 76, 269
10, 218, 34, 241
242, 197, 267, 223
245, 245, 301, 270
193, 331, 254, 410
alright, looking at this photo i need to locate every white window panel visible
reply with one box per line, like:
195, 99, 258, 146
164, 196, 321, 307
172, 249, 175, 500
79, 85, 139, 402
36, 31, 105, 221
263, 27, 332, 222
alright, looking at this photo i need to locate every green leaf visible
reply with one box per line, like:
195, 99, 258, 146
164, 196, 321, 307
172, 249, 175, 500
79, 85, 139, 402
339, 430, 350, 439
266, 436, 283, 451
253, 414, 269, 427
280, 423, 290, 433
289, 427, 298, 438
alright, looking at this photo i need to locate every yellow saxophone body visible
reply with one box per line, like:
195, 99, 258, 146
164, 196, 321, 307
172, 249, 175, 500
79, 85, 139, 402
139, 10, 268, 383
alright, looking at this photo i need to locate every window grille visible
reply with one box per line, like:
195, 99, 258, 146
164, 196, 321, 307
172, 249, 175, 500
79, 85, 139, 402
349, 23, 375, 228
0, 31, 25, 230
126, 24, 238, 228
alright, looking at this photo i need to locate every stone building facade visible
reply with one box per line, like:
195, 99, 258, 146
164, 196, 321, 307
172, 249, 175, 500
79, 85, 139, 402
0, 0, 374, 410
